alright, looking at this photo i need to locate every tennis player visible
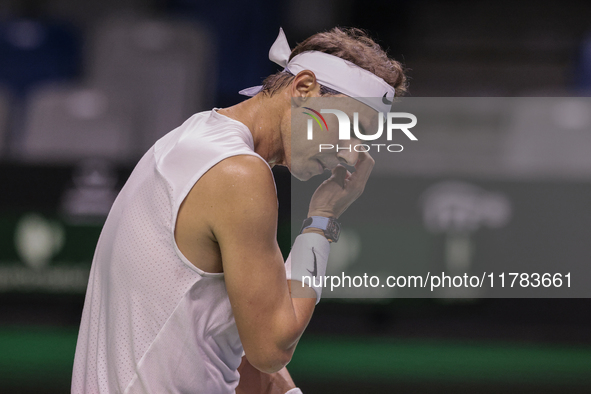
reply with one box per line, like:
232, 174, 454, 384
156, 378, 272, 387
72, 27, 406, 393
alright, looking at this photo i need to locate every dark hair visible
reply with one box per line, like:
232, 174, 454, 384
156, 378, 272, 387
261, 27, 407, 97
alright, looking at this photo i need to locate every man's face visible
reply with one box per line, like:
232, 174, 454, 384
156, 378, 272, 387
288, 96, 378, 181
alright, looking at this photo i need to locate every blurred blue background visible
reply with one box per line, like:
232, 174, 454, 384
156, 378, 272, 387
0, 0, 591, 392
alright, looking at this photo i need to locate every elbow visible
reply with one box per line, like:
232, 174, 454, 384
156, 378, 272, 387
246, 348, 293, 374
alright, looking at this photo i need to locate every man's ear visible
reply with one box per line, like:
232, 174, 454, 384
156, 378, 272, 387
290, 70, 320, 107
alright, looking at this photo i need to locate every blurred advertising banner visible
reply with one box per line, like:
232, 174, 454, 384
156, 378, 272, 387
0, 159, 131, 294
291, 97, 591, 298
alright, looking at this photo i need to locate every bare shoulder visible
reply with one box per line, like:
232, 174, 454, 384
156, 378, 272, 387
201, 155, 276, 200
186, 155, 278, 229
206, 155, 274, 184
199, 155, 279, 250
175, 155, 277, 271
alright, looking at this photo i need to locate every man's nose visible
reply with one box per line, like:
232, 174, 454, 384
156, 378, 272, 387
336, 138, 361, 166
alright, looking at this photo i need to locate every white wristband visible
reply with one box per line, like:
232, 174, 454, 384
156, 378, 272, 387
285, 233, 330, 304
285, 388, 303, 394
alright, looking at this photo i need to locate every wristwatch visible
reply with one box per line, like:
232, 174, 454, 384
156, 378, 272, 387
300, 216, 340, 243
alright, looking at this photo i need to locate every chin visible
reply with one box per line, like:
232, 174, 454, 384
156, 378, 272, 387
290, 159, 324, 181
290, 166, 315, 181
292, 172, 313, 181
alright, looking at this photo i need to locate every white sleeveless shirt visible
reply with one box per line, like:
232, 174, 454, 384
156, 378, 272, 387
72, 110, 268, 394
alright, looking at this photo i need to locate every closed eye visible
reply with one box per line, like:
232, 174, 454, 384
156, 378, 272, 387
353, 123, 366, 135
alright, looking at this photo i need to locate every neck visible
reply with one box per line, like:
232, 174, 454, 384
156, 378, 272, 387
217, 94, 287, 167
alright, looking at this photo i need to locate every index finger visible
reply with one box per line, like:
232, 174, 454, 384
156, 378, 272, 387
348, 151, 375, 186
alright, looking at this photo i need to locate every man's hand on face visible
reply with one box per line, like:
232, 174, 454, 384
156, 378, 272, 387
307, 151, 375, 219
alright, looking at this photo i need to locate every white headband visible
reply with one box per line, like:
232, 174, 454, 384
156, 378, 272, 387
239, 28, 396, 114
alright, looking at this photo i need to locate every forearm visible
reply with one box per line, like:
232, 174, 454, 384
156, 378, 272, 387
233, 233, 329, 372
236, 356, 296, 394
249, 281, 315, 372
277, 281, 316, 350
228, 245, 317, 373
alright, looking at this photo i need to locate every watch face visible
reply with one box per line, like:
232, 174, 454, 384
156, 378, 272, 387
326, 219, 340, 242
300, 217, 340, 242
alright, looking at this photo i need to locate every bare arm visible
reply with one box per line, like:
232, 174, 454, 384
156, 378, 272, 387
236, 355, 295, 394
189, 153, 373, 373
195, 155, 314, 373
